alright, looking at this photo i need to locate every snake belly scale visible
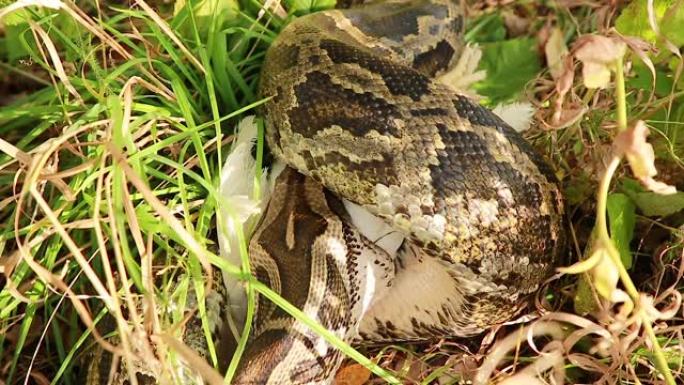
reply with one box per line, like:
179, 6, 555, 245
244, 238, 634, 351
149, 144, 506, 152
234, 0, 565, 383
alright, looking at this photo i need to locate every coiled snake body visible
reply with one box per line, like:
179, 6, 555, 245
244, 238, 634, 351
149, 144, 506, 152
86, 0, 564, 383
235, 0, 565, 383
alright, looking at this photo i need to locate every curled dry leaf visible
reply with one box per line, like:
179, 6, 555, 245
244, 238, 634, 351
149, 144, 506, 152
582, 61, 612, 89
613, 120, 677, 195
218, 116, 270, 326
575, 35, 628, 66
550, 55, 576, 127
474, 321, 566, 385
641, 291, 681, 321
574, 35, 627, 89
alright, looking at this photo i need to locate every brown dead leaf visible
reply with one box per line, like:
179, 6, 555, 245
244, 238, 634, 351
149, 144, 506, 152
502, 11, 529, 37
545, 27, 569, 81
574, 35, 627, 89
575, 35, 628, 64
613, 120, 677, 194
550, 53, 576, 124
29, 371, 51, 385
549, 105, 586, 130
334, 363, 372, 385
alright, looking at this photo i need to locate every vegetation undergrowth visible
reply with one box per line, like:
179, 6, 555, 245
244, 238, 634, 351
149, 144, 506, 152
0, 0, 683, 384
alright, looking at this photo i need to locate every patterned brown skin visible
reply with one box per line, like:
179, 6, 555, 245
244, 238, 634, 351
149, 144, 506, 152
234, 168, 381, 384
87, 1, 565, 384
236, 0, 566, 383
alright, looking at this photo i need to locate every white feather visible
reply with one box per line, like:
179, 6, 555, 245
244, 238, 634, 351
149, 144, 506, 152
217, 116, 270, 328
493, 102, 535, 133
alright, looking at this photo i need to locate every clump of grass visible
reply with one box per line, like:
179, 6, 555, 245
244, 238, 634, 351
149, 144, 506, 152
0, 0, 271, 382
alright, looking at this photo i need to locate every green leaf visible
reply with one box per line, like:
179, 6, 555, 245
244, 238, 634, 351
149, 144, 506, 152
564, 172, 593, 206
660, 2, 684, 46
572, 230, 601, 315
4, 23, 31, 61
626, 62, 674, 97
173, 0, 240, 40
473, 37, 540, 105
465, 13, 506, 43
0, 0, 32, 61
574, 274, 599, 315
616, 0, 684, 45
616, 0, 670, 42
0, 0, 30, 27
620, 178, 684, 216
607, 193, 636, 269
287, 0, 335, 14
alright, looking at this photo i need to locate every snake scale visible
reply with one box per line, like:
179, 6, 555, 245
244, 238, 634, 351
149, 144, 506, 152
86, 0, 565, 383
234, 0, 564, 382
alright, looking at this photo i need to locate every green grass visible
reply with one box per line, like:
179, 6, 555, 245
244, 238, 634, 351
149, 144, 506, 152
1, 0, 684, 384
0, 0, 274, 383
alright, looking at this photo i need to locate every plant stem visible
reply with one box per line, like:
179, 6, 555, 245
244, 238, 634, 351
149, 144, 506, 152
615, 56, 628, 133
596, 163, 675, 385
595, 156, 620, 239
591, 57, 676, 385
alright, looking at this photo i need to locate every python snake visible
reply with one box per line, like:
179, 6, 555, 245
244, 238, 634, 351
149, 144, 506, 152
87, 0, 565, 383
233, 0, 564, 383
